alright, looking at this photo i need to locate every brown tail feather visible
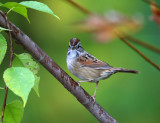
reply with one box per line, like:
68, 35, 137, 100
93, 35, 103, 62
111, 68, 139, 73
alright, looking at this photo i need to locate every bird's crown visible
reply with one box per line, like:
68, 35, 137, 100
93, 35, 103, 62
69, 38, 81, 47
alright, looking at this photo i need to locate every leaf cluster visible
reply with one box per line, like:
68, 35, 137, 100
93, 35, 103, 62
0, 1, 59, 123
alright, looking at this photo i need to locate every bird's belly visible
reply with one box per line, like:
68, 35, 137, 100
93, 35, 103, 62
93, 70, 113, 82
67, 62, 105, 82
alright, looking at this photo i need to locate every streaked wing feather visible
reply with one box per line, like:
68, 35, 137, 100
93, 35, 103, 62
77, 53, 112, 69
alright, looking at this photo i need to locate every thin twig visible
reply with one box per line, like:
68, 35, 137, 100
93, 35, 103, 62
0, 11, 118, 123
116, 32, 160, 71
0, 11, 13, 122
7, 7, 15, 15
0, 87, 8, 122
142, 0, 160, 8
124, 33, 160, 54
67, 0, 92, 15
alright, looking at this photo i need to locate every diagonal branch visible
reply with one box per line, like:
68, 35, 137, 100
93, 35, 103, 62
116, 32, 160, 70
123, 33, 160, 54
67, 0, 92, 15
0, 11, 118, 123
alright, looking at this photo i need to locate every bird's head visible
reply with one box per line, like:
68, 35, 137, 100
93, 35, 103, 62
68, 38, 84, 52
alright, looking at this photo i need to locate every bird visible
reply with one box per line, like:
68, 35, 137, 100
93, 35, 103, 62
66, 38, 138, 100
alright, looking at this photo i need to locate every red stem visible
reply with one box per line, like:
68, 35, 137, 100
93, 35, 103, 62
0, 11, 13, 122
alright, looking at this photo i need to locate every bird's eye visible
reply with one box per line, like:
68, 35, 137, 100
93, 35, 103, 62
77, 45, 80, 48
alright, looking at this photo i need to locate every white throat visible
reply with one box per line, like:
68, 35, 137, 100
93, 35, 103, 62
67, 49, 79, 59
66, 49, 86, 68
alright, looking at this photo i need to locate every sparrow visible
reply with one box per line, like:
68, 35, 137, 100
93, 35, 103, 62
66, 38, 138, 100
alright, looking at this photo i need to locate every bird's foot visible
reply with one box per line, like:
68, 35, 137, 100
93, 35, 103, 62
91, 95, 96, 103
76, 80, 90, 86
77, 82, 81, 87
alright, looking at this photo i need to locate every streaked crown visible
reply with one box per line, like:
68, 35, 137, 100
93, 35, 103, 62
69, 38, 81, 47
68, 38, 84, 52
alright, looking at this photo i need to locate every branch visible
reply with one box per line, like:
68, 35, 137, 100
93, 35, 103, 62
67, 0, 92, 15
0, 11, 118, 123
0, 87, 8, 122
0, 11, 13, 122
116, 32, 160, 71
124, 33, 160, 54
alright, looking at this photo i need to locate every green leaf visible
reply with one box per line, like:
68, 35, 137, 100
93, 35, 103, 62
0, 100, 24, 123
3, 67, 35, 106
12, 53, 40, 96
33, 76, 40, 97
12, 53, 40, 74
0, 1, 59, 22
0, 34, 7, 65
11, 7, 30, 23
0, 2, 30, 22
19, 1, 60, 19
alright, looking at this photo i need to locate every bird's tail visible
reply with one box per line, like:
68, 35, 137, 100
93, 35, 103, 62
111, 68, 139, 73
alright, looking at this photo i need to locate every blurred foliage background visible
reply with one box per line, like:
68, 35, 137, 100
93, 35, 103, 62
0, 0, 160, 123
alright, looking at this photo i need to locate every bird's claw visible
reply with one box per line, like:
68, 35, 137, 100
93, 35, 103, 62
91, 96, 96, 103
76, 82, 81, 87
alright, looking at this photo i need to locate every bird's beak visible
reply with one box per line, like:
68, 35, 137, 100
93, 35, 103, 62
71, 46, 76, 50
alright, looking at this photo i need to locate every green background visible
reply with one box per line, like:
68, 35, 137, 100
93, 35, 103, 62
0, 0, 160, 123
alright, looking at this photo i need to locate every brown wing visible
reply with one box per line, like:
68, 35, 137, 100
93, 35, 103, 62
77, 53, 112, 69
